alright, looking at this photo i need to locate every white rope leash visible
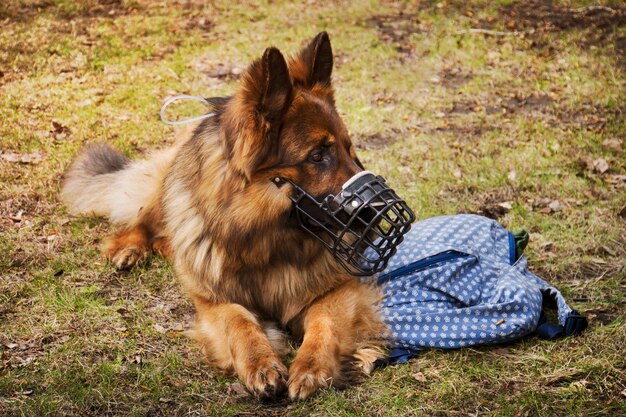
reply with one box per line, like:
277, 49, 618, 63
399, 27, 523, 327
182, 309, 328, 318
159, 94, 216, 125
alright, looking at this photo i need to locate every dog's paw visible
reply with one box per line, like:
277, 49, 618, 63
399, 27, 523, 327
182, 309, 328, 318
287, 358, 335, 400
243, 358, 288, 400
106, 246, 147, 270
353, 346, 385, 376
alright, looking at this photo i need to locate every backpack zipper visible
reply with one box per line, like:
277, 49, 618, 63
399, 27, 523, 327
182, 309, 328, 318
377, 250, 470, 285
508, 231, 516, 265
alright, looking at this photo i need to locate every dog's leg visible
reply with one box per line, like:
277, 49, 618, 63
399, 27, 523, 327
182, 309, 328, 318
190, 295, 288, 400
150, 235, 173, 260
103, 224, 151, 269
288, 279, 386, 400
102, 202, 171, 269
103, 226, 172, 269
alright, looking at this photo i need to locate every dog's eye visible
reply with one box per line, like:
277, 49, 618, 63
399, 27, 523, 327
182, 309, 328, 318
310, 152, 323, 163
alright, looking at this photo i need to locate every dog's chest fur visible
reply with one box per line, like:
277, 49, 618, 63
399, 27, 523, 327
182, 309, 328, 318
161, 132, 349, 327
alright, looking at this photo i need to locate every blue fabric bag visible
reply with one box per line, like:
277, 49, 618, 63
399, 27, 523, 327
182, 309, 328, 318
373, 214, 587, 364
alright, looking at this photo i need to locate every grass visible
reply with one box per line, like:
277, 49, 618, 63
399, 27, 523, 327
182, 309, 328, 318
1, 0, 625, 415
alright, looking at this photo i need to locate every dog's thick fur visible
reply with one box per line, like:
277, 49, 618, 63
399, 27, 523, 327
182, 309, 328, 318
61, 32, 387, 400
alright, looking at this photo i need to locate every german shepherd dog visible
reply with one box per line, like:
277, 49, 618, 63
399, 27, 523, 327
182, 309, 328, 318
61, 32, 387, 400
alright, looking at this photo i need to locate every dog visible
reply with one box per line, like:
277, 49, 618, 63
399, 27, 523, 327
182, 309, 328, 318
61, 32, 389, 400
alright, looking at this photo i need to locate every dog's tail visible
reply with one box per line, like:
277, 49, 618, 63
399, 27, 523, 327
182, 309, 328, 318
61, 143, 174, 226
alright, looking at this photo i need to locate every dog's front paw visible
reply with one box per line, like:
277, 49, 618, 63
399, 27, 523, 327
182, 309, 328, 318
288, 356, 336, 400
243, 357, 288, 400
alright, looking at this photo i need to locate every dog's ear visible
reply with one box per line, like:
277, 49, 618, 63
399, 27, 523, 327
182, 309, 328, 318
224, 47, 293, 179
290, 31, 333, 88
258, 47, 293, 122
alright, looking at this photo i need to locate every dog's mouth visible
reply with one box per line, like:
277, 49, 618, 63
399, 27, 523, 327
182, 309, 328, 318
273, 171, 415, 276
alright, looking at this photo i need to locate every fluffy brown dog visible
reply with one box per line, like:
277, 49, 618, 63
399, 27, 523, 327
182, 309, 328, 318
61, 32, 387, 400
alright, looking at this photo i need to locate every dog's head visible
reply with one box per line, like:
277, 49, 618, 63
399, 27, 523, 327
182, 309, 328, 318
211, 33, 414, 274
219, 32, 363, 201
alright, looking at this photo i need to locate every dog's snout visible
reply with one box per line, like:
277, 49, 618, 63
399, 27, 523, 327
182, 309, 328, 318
334, 161, 364, 194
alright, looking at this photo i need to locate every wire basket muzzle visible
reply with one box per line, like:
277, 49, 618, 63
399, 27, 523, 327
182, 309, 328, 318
283, 172, 415, 276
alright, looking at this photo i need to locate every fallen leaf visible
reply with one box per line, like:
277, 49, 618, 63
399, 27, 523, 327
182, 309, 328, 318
602, 139, 622, 153
18, 357, 35, 367
205, 63, 240, 79
498, 201, 513, 211
592, 158, 609, 174
507, 170, 517, 181
583, 189, 596, 200
35, 130, 50, 140
153, 324, 167, 334
601, 245, 617, 256
46, 234, 62, 243
228, 382, 250, 397
570, 380, 590, 390
493, 347, 510, 355
531, 197, 552, 210
4, 342, 18, 349
487, 51, 501, 63
548, 200, 564, 212
590, 257, 608, 265
51, 120, 71, 141
579, 156, 595, 172
412, 372, 427, 383
606, 174, 626, 185
1, 151, 42, 164
77, 98, 93, 108
9, 210, 23, 222
540, 241, 555, 250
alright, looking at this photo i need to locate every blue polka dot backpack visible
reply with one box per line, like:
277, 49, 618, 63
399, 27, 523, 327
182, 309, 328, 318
373, 214, 588, 364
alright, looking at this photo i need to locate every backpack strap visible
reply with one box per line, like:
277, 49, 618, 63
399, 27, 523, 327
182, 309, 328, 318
375, 348, 422, 366
535, 286, 588, 340
563, 310, 588, 335
535, 311, 564, 340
